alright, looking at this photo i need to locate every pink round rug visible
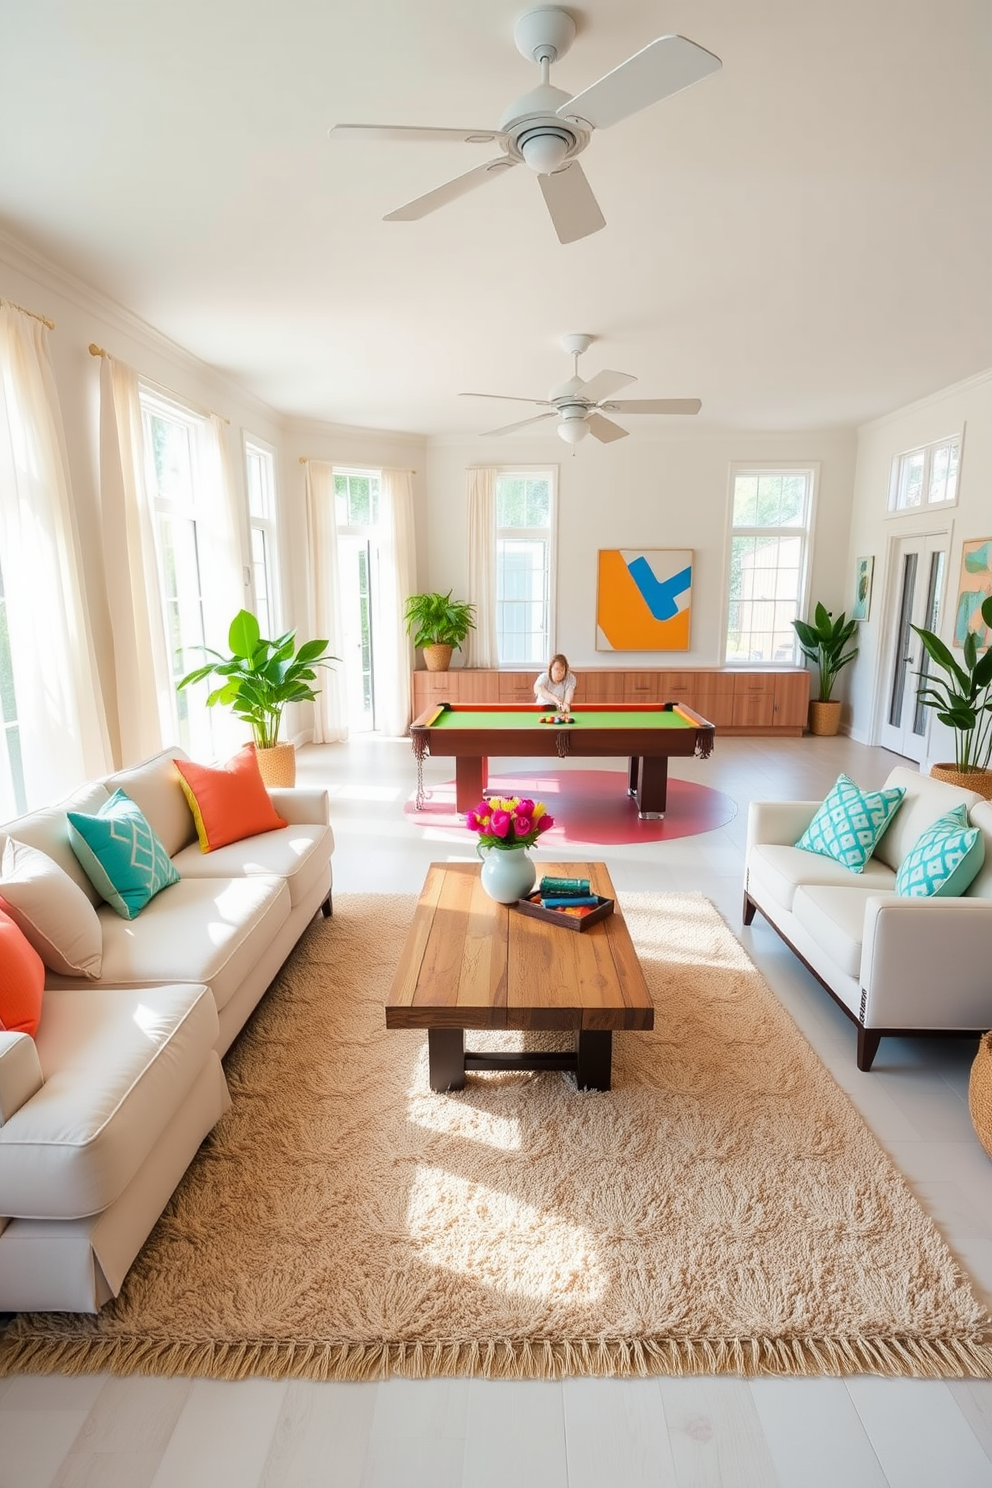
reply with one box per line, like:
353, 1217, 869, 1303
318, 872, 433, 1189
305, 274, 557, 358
404, 768, 736, 846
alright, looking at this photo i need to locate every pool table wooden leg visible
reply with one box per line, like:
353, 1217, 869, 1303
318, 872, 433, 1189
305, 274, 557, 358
455, 757, 488, 813
634, 756, 669, 819
627, 756, 639, 798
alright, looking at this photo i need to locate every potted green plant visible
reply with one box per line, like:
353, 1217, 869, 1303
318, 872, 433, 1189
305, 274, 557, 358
912, 594, 992, 798
792, 603, 859, 736
403, 590, 476, 673
177, 609, 338, 786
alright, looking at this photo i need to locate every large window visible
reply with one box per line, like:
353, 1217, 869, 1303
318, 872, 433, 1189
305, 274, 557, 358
725, 467, 814, 666
244, 436, 279, 637
334, 468, 381, 730
889, 435, 960, 512
0, 556, 25, 816
495, 470, 555, 666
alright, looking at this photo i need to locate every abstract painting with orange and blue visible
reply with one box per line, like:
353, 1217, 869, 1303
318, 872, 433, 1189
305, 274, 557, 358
596, 549, 693, 651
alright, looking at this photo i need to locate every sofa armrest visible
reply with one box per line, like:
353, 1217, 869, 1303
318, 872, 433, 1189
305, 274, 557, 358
746, 800, 821, 859
0, 1033, 44, 1126
860, 895, 992, 1029
267, 787, 331, 827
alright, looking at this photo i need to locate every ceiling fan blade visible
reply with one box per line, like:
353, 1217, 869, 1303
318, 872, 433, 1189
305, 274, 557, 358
459, 392, 550, 407
384, 156, 518, 221
557, 34, 722, 132
537, 162, 605, 244
586, 414, 629, 443
579, 369, 637, 404
329, 124, 505, 146
482, 412, 557, 437
605, 398, 702, 415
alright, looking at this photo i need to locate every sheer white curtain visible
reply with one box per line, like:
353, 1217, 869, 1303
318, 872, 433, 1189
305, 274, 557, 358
0, 303, 111, 805
304, 460, 348, 742
465, 466, 499, 668
200, 413, 250, 756
98, 354, 175, 763
376, 467, 416, 735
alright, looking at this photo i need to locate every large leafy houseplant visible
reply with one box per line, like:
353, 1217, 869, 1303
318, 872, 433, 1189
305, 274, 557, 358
403, 590, 476, 650
912, 594, 992, 774
177, 609, 337, 750
792, 603, 859, 702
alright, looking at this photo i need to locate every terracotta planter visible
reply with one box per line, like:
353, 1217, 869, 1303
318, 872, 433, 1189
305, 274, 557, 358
423, 644, 453, 673
807, 700, 841, 737
255, 742, 296, 788
930, 764, 992, 800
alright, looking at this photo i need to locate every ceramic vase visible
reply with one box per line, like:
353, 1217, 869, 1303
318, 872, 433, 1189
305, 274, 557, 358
477, 845, 536, 904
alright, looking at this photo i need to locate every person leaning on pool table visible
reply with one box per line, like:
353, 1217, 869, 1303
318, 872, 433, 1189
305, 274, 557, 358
534, 653, 577, 712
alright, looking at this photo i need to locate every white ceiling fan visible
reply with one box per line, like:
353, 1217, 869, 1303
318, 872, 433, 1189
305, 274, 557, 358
461, 333, 701, 444
328, 7, 721, 245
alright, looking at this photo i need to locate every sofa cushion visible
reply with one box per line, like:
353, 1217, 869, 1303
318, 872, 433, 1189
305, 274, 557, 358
175, 746, 287, 852
964, 802, 992, 899
895, 804, 985, 898
102, 746, 197, 858
0, 982, 219, 1220
68, 790, 181, 920
796, 774, 905, 871
2, 781, 110, 902
172, 822, 334, 909
793, 886, 879, 979
749, 842, 896, 913
87, 874, 291, 1015
0, 837, 103, 979
0, 904, 44, 1036
873, 765, 985, 871
0, 1031, 44, 1126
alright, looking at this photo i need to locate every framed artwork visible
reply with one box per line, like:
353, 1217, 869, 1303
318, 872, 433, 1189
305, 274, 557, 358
954, 538, 992, 648
851, 556, 874, 621
596, 549, 692, 651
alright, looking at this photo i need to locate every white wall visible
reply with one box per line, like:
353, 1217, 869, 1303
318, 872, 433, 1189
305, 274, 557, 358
425, 428, 858, 669
846, 368, 992, 756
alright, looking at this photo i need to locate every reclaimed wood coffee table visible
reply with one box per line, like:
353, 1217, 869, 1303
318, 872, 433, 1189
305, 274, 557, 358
386, 860, 653, 1092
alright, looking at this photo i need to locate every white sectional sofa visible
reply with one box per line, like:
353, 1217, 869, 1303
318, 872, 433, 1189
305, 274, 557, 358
743, 766, 992, 1071
0, 747, 334, 1312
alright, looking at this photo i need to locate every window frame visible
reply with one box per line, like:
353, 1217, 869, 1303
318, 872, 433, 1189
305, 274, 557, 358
887, 433, 962, 515
723, 462, 818, 668
243, 433, 281, 637
494, 466, 558, 670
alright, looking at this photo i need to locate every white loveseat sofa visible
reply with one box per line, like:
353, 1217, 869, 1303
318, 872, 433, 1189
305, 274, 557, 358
0, 747, 334, 1312
743, 766, 992, 1071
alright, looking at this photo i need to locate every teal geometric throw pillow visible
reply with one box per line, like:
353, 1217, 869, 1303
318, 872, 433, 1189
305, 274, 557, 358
795, 773, 906, 873
67, 789, 181, 920
895, 804, 985, 898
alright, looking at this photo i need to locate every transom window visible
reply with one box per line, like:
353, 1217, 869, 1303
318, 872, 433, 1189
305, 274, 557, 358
889, 435, 960, 512
244, 436, 280, 638
496, 470, 555, 667
725, 467, 814, 666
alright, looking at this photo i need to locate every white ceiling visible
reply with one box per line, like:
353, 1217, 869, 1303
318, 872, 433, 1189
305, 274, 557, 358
2, 0, 990, 437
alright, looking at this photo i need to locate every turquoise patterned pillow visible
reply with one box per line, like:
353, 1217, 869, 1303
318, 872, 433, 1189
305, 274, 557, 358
795, 773, 906, 872
68, 789, 180, 920
895, 804, 985, 898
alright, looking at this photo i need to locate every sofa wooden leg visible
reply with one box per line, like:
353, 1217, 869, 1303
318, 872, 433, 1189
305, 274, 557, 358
857, 1026, 881, 1071
320, 894, 333, 919
742, 893, 756, 926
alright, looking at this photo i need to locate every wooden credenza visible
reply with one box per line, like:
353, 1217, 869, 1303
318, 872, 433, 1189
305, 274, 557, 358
411, 667, 810, 735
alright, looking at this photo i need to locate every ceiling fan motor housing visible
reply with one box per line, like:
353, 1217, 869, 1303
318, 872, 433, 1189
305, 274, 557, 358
498, 83, 589, 173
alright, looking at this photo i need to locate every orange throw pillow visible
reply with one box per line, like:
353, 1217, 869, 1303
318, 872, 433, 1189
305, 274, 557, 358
174, 745, 288, 853
0, 901, 45, 1037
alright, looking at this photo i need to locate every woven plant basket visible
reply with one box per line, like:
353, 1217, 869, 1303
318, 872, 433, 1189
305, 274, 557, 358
808, 700, 841, 737
423, 644, 453, 673
255, 742, 296, 788
930, 764, 992, 801
969, 1033, 992, 1160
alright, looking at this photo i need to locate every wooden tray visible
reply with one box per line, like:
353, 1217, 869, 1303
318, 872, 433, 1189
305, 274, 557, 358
515, 893, 615, 932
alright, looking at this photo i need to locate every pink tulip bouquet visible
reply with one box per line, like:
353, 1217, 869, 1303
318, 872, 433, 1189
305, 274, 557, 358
466, 796, 554, 850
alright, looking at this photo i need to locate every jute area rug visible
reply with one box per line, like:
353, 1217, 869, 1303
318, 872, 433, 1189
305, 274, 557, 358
2, 891, 991, 1383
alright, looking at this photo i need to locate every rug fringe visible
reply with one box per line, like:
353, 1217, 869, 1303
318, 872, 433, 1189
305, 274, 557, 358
3, 1332, 992, 1382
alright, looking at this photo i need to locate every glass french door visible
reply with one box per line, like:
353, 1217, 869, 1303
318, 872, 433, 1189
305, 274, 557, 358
337, 534, 375, 733
879, 532, 947, 763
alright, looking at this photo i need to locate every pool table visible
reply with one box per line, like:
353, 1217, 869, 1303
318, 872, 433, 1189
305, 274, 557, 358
409, 701, 715, 819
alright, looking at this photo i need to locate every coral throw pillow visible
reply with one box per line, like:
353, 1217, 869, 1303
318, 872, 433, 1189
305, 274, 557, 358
174, 745, 287, 853
0, 903, 45, 1037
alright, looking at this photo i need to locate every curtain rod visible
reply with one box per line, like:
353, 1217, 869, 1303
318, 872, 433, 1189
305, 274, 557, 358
89, 344, 230, 424
3, 299, 55, 329
298, 456, 417, 474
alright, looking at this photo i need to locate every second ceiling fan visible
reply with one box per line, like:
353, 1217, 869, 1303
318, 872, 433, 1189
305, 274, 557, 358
461, 334, 701, 444
328, 7, 722, 244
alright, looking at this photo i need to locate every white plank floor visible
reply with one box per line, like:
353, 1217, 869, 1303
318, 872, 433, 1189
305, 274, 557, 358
5, 731, 992, 1488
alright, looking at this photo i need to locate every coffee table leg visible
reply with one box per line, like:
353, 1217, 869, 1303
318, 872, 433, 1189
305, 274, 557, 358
428, 1028, 465, 1092
576, 1029, 612, 1091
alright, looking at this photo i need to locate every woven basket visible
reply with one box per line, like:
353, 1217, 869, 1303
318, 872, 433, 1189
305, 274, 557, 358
255, 742, 296, 788
968, 1032, 992, 1160
930, 764, 992, 800
423, 644, 453, 673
